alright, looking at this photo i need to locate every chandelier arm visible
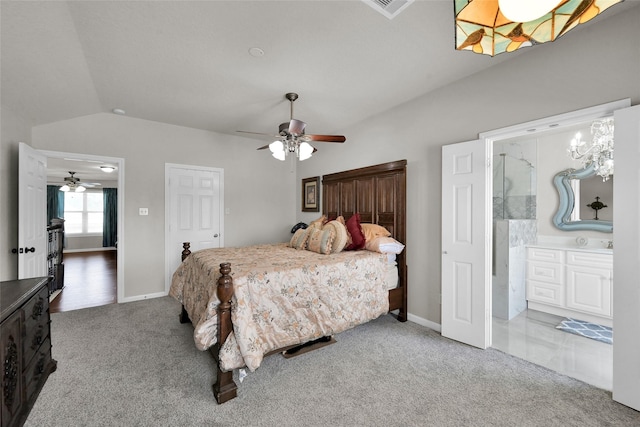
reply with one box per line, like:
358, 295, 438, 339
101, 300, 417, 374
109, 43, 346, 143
567, 118, 615, 181
570, 144, 597, 160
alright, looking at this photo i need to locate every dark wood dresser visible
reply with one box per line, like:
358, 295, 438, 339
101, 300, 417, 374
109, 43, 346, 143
1, 277, 57, 427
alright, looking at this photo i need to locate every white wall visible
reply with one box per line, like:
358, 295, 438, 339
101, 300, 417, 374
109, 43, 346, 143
0, 106, 32, 280
65, 236, 105, 251
30, 113, 296, 299
297, 7, 640, 324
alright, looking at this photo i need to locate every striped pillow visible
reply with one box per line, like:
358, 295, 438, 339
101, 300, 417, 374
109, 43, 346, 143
289, 228, 310, 250
323, 220, 348, 253
306, 228, 335, 255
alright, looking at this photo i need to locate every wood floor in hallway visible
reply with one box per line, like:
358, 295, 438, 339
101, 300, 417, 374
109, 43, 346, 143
49, 250, 117, 314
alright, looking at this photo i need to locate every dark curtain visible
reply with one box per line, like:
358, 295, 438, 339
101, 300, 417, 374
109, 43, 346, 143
103, 188, 118, 247
47, 185, 64, 224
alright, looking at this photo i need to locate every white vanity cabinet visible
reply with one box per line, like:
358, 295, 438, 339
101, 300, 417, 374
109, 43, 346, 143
526, 246, 613, 326
565, 251, 612, 317
526, 247, 565, 307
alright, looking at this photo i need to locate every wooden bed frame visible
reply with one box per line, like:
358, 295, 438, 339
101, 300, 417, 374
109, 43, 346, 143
178, 159, 408, 403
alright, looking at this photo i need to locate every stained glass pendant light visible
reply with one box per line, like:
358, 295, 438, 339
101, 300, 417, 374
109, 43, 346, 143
455, 0, 624, 56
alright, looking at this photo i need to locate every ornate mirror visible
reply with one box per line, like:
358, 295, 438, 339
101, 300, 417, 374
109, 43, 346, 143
552, 163, 613, 232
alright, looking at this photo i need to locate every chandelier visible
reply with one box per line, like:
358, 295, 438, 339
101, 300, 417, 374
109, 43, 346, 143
568, 118, 614, 181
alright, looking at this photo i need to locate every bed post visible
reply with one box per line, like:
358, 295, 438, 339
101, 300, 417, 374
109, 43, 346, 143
212, 262, 237, 403
181, 242, 191, 261
178, 242, 192, 324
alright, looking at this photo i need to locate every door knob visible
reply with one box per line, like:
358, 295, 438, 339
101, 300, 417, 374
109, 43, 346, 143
214, 234, 219, 238
25, 247, 36, 253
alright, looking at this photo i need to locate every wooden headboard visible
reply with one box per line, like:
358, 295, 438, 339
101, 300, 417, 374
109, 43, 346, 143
322, 159, 407, 321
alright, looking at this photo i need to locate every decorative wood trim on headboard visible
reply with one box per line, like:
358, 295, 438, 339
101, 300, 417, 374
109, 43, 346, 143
322, 160, 407, 245
322, 159, 408, 321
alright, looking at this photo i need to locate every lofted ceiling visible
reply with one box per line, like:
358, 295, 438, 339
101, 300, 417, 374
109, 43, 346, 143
1, 0, 636, 154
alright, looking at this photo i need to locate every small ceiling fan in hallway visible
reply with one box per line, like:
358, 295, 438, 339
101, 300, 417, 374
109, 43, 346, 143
54, 171, 101, 192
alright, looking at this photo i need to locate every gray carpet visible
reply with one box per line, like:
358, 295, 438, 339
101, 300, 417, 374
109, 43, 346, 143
26, 296, 639, 426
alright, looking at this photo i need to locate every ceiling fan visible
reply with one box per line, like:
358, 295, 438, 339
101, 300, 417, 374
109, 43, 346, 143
56, 171, 101, 192
237, 92, 346, 161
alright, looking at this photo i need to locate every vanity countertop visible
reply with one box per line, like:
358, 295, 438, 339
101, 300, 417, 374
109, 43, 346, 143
526, 243, 613, 255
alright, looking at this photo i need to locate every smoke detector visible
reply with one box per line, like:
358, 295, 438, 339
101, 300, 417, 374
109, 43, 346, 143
362, 0, 414, 19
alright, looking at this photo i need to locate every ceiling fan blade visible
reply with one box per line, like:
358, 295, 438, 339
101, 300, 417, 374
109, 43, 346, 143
256, 144, 271, 150
288, 119, 306, 135
304, 134, 346, 143
237, 130, 280, 138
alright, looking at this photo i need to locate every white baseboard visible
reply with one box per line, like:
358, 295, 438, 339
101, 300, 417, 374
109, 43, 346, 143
119, 291, 167, 304
407, 312, 441, 333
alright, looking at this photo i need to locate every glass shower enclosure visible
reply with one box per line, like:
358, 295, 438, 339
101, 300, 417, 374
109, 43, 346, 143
492, 141, 537, 320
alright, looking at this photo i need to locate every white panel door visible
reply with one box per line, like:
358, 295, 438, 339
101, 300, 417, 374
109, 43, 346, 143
18, 143, 48, 279
441, 139, 491, 349
165, 164, 224, 292
613, 104, 640, 410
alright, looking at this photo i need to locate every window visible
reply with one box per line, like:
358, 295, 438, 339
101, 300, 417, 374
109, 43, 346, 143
64, 190, 103, 235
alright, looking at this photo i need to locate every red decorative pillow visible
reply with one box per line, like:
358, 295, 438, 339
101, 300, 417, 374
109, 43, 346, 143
344, 213, 366, 250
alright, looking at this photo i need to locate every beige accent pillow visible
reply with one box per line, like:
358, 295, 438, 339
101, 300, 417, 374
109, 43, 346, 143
361, 223, 391, 241
308, 215, 327, 230
323, 220, 348, 253
289, 228, 310, 250
306, 228, 335, 255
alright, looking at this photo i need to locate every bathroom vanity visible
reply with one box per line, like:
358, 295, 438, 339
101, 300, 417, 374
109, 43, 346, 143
526, 244, 613, 327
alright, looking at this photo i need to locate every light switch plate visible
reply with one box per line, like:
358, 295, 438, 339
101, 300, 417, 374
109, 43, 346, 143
139, 208, 149, 216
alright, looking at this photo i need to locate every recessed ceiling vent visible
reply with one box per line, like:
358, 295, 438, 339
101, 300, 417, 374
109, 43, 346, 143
362, 0, 414, 19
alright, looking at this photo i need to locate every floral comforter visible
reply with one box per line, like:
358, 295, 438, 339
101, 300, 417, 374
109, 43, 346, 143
169, 243, 390, 372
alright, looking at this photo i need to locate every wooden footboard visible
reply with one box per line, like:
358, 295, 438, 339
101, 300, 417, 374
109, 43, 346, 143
179, 243, 237, 404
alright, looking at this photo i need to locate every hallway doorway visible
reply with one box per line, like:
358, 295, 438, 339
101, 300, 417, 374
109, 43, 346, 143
41, 149, 124, 304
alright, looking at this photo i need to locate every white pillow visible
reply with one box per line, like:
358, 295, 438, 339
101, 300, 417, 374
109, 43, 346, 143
365, 236, 405, 254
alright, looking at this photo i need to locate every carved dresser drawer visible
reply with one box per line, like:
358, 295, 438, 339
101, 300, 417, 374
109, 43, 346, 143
1, 277, 57, 427
23, 286, 50, 367
24, 338, 53, 404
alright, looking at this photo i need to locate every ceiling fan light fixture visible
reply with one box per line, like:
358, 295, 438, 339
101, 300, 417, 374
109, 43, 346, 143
269, 140, 286, 161
298, 142, 314, 161
269, 140, 284, 153
59, 185, 70, 192
75, 185, 86, 193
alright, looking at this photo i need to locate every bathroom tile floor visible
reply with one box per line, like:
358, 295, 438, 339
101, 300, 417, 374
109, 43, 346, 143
492, 309, 612, 391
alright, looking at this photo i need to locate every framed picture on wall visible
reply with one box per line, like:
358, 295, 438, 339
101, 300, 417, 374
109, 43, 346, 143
302, 176, 320, 212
